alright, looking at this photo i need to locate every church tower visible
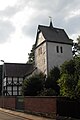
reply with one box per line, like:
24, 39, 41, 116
35, 21, 73, 76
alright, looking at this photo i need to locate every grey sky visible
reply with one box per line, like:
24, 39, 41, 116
0, 0, 80, 63
22, 0, 80, 40
0, 20, 15, 43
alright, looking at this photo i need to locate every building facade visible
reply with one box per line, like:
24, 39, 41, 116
2, 63, 33, 96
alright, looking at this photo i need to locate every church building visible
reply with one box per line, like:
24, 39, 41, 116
1, 21, 73, 96
35, 21, 73, 75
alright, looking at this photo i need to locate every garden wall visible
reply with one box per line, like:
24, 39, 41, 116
0, 96, 16, 110
0, 96, 80, 119
24, 96, 57, 118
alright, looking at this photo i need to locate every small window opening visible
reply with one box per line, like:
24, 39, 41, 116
38, 47, 42, 55
60, 46, 63, 53
56, 46, 59, 53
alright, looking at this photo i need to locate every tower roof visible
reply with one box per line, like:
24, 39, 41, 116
35, 24, 73, 46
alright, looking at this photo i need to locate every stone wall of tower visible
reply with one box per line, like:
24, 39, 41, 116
47, 42, 73, 72
35, 42, 47, 75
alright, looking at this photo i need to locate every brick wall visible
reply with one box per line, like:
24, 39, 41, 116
0, 97, 2, 107
0, 96, 80, 118
2, 96, 16, 110
24, 96, 57, 117
0, 96, 57, 118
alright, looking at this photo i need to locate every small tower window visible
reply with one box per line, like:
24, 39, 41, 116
60, 46, 63, 53
38, 47, 42, 55
56, 46, 59, 53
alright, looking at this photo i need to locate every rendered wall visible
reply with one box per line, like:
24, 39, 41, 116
47, 42, 73, 72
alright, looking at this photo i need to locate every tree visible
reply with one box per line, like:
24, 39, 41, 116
58, 57, 80, 99
58, 74, 77, 99
40, 88, 57, 96
60, 60, 75, 75
45, 67, 60, 95
27, 44, 35, 63
73, 36, 80, 56
21, 67, 60, 96
21, 72, 45, 96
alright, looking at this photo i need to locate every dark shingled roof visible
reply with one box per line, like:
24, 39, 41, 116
4, 63, 33, 77
35, 25, 73, 45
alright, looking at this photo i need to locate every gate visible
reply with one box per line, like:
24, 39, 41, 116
16, 96, 24, 111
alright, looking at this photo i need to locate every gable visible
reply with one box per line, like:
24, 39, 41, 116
36, 32, 45, 47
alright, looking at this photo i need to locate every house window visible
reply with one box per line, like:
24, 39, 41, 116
7, 86, 12, 91
19, 91, 21, 95
8, 77, 12, 84
19, 78, 23, 84
19, 86, 22, 95
8, 91, 12, 96
56, 46, 59, 53
13, 86, 17, 91
13, 77, 17, 84
7, 86, 12, 95
19, 86, 22, 91
8, 77, 12, 80
38, 47, 42, 55
13, 91, 17, 95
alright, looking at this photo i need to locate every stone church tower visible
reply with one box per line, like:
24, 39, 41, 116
35, 21, 73, 76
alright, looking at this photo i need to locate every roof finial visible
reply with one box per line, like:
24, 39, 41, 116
49, 16, 53, 28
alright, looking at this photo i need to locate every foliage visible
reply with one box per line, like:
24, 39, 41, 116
21, 72, 45, 96
22, 57, 80, 98
60, 60, 75, 75
58, 57, 80, 99
27, 44, 35, 63
21, 67, 60, 96
49, 66, 60, 81
58, 74, 77, 99
76, 80, 80, 99
39, 88, 57, 96
74, 56, 80, 76
45, 67, 60, 95
73, 36, 80, 56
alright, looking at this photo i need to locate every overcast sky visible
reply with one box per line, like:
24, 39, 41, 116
0, 0, 80, 63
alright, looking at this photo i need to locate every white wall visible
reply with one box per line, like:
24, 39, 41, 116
47, 42, 73, 72
37, 32, 45, 46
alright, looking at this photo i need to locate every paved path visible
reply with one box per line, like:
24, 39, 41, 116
0, 110, 27, 120
0, 108, 79, 120
0, 108, 52, 120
